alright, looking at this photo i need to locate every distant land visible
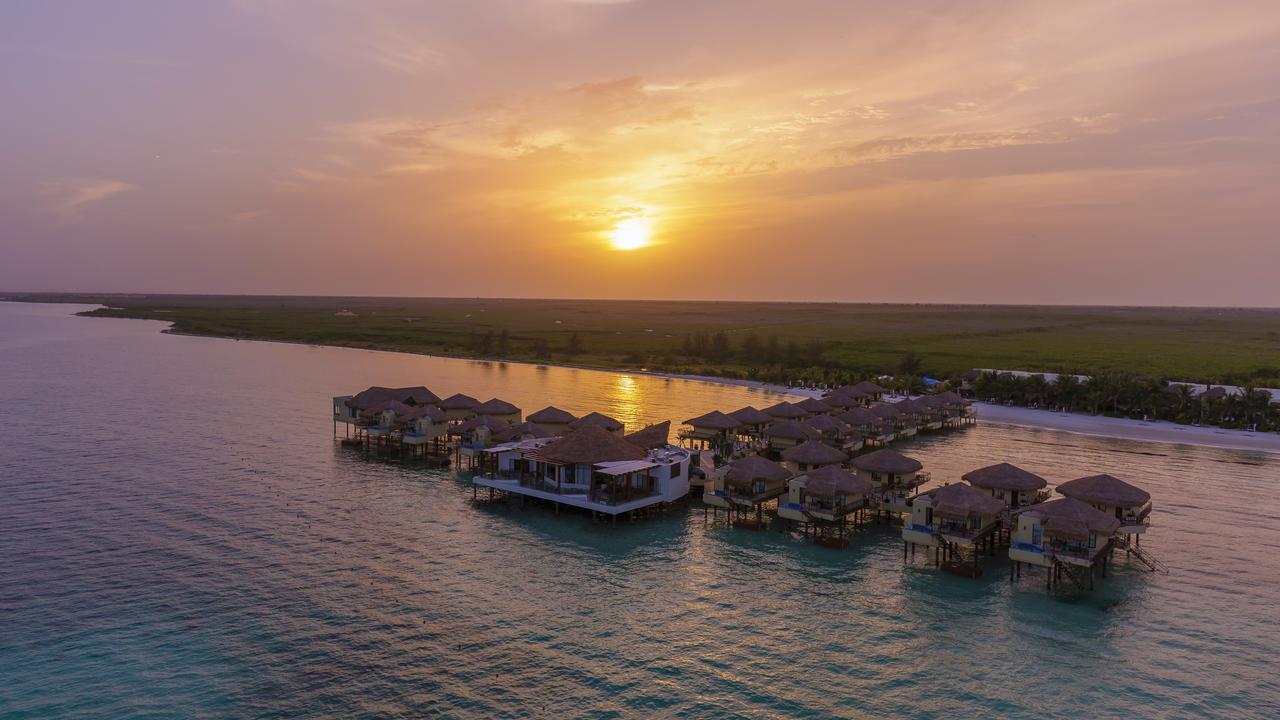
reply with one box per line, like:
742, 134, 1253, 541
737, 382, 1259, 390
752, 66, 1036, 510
6, 293, 1280, 387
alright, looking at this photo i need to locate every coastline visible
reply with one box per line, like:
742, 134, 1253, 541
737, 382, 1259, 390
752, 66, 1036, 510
14, 300, 1280, 455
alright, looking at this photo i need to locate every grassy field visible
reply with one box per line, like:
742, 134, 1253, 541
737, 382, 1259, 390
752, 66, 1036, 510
7, 293, 1280, 386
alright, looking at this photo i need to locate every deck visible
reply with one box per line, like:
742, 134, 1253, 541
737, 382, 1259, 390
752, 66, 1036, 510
473, 476, 666, 516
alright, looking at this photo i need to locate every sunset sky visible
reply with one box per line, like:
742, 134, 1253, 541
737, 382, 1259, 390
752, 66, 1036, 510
3, 1, 1279, 305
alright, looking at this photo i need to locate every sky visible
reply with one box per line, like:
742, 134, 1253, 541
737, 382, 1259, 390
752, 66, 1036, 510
2, 0, 1279, 305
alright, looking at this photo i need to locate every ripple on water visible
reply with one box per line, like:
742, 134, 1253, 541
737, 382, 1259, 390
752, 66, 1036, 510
1, 302, 1279, 719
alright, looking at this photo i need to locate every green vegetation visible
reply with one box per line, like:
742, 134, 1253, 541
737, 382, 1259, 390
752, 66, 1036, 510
8, 293, 1280, 388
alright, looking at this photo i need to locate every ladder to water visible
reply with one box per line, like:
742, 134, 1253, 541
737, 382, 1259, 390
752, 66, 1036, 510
1114, 536, 1169, 573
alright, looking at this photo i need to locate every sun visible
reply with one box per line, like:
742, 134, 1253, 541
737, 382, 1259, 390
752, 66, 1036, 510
607, 217, 653, 250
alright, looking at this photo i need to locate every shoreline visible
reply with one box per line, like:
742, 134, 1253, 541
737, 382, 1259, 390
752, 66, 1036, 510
14, 300, 1280, 455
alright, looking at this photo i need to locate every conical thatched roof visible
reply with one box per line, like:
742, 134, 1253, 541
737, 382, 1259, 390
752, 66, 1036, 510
936, 390, 968, 407
831, 385, 870, 399
1026, 497, 1121, 540
852, 448, 923, 474
821, 392, 859, 410
765, 420, 821, 441
892, 398, 925, 414
360, 398, 415, 418
962, 462, 1047, 491
724, 455, 791, 484
729, 406, 775, 425
494, 421, 555, 443
837, 408, 880, 427
347, 386, 396, 411
805, 414, 849, 434
853, 380, 887, 395
1055, 474, 1150, 507
401, 405, 448, 423
534, 425, 646, 465
781, 440, 847, 466
391, 386, 440, 405
930, 483, 1005, 517
915, 395, 946, 409
870, 404, 901, 419
625, 421, 671, 450
800, 465, 873, 498
795, 397, 833, 414
476, 398, 521, 416
527, 406, 577, 424
437, 393, 481, 410
683, 410, 742, 431
569, 411, 624, 432
449, 415, 509, 436
762, 401, 808, 419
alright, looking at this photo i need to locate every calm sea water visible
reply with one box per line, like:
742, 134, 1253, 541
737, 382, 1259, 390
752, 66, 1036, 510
2, 301, 1278, 719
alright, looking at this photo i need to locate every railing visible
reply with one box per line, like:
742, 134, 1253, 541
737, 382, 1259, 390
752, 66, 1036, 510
1120, 501, 1153, 525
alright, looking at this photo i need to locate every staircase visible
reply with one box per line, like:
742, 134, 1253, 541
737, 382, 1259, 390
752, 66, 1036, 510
1051, 558, 1089, 590
1114, 536, 1170, 573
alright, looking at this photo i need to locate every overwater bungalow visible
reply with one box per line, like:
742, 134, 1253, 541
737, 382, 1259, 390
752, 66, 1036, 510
778, 465, 875, 546
1054, 474, 1153, 540
525, 406, 577, 435
824, 387, 870, 409
569, 411, 626, 436
703, 454, 792, 528
901, 397, 943, 431
399, 405, 450, 455
851, 380, 887, 402
794, 397, 834, 415
851, 448, 928, 515
1008, 497, 1121, 590
890, 399, 924, 436
903, 483, 1006, 575
728, 406, 775, 442
838, 408, 892, 447
934, 390, 977, 428
451, 415, 510, 466
437, 393, 481, 422
472, 424, 692, 521
962, 463, 1049, 509
474, 398, 522, 425
805, 413, 863, 453
869, 403, 910, 440
333, 385, 441, 434
681, 410, 743, 454
493, 421, 555, 444
762, 401, 810, 421
780, 439, 847, 474
764, 419, 821, 454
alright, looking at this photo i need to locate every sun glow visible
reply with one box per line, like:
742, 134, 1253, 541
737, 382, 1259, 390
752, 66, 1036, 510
607, 217, 653, 250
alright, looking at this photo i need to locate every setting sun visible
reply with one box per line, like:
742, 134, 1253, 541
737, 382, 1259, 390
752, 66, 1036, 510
607, 217, 653, 250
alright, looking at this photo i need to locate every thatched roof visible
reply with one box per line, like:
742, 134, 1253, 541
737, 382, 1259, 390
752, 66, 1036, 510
476, 398, 521, 416
962, 462, 1047, 491
1055, 474, 1150, 507
392, 386, 440, 405
829, 386, 869, 400
852, 448, 923, 474
893, 398, 925, 414
494, 422, 555, 443
930, 483, 1005, 518
795, 397, 833, 414
625, 421, 671, 450
762, 401, 808, 419
852, 380, 887, 395
569, 411, 624, 432
449, 415, 509, 436
401, 405, 448, 423
915, 395, 945, 409
870, 404, 901, 419
527, 406, 577, 424
936, 390, 968, 407
821, 392, 860, 409
765, 420, 821, 441
683, 410, 742, 431
837, 408, 880, 427
781, 440, 848, 466
805, 414, 850, 434
724, 455, 791, 484
437, 393, 481, 410
1026, 497, 1121, 540
359, 398, 415, 418
729, 406, 775, 425
534, 425, 646, 465
801, 465, 873, 498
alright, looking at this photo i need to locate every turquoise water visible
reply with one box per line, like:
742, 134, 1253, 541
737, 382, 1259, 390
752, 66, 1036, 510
1, 301, 1278, 719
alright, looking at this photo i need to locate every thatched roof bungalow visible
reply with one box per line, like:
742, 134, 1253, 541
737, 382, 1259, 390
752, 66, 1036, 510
526, 406, 578, 433
963, 462, 1049, 508
1055, 474, 1152, 533
780, 439, 848, 473
569, 411, 626, 436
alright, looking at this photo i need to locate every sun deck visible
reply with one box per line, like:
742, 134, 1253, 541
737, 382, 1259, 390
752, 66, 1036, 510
473, 475, 670, 516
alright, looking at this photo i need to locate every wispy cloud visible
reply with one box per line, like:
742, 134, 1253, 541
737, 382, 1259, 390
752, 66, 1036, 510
40, 178, 134, 219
